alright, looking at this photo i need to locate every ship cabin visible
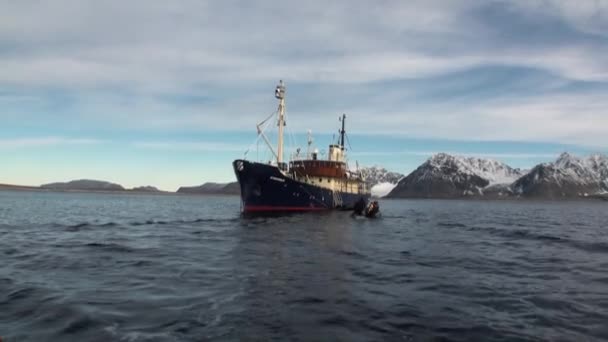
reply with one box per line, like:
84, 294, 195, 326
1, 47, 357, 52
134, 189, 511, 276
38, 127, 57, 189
290, 159, 347, 178
289, 144, 359, 180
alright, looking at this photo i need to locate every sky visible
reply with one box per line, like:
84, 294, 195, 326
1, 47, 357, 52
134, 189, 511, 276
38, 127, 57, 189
1, 0, 607, 191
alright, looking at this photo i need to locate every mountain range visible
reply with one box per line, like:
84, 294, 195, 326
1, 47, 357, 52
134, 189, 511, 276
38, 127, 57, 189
0, 180, 164, 193
387, 152, 608, 199
2, 152, 606, 200
511, 153, 608, 198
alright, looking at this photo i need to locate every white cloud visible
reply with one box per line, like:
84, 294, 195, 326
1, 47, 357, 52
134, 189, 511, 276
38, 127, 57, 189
0, 137, 104, 148
1, 0, 607, 148
1, 0, 606, 87
133, 141, 244, 152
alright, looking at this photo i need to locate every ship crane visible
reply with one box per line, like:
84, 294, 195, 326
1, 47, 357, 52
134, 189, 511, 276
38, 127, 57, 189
255, 80, 286, 166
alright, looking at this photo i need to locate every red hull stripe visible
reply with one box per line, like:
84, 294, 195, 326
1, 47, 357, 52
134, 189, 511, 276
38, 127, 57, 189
243, 205, 329, 212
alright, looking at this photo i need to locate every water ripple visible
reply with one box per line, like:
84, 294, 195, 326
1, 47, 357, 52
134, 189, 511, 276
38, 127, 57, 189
1, 193, 607, 341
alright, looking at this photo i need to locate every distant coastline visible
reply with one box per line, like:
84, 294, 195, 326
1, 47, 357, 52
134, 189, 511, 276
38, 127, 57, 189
0, 183, 41, 191
3, 183, 605, 201
0, 183, 174, 195
0, 180, 240, 196
2, 151, 607, 201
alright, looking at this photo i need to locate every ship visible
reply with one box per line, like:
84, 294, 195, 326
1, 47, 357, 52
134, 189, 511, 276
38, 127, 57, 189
232, 80, 371, 213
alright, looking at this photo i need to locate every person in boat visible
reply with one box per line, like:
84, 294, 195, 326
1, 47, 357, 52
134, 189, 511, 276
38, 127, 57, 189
365, 200, 380, 218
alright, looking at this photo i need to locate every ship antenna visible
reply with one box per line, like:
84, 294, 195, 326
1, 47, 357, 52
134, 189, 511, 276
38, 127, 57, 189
307, 129, 313, 158
339, 113, 346, 149
275, 80, 286, 165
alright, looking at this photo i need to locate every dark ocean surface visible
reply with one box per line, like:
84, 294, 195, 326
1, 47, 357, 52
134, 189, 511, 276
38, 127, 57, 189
1, 190, 607, 341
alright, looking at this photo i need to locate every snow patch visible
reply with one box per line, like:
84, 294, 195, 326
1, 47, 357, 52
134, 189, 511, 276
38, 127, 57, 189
371, 182, 397, 197
359, 165, 404, 196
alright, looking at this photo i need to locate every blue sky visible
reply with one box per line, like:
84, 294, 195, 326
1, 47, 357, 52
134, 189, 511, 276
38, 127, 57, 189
1, 0, 607, 190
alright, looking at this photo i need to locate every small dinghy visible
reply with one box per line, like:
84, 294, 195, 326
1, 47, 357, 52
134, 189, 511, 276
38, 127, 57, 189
364, 200, 380, 218
352, 198, 380, 218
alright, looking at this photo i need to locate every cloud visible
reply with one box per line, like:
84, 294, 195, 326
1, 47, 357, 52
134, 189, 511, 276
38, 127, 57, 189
351, 150, 559, 160
510, 0, 608, 37
1, 0, 607, 148
2, 0, 607, 86
132, 141, 244, 152
0, 137, 104, 148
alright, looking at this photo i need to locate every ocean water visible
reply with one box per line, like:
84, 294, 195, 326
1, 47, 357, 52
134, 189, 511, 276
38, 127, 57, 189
1, 191, 607, 342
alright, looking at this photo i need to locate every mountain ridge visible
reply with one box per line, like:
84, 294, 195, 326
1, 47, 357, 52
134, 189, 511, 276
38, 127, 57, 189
386, 153, 523, 198
511, 152, 608, 198
41, 179, 125, 191
359, 165, 404, 197
387, 152, 608, 199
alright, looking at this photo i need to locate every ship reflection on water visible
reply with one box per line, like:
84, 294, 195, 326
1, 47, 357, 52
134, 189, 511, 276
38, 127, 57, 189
231, 211, 359, 339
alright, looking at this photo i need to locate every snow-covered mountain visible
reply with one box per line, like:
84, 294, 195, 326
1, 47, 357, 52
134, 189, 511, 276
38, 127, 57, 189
386, 152, 608, 199
386, 153, 523, 198
427, 153, 523, 185
359, 166, 404, 197
512, 152, 608, 198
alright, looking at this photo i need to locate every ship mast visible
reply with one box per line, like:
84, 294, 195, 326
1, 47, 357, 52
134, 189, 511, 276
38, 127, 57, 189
339, 113, 346, 149
307, 129, 313, 158
275, 80, 286, 164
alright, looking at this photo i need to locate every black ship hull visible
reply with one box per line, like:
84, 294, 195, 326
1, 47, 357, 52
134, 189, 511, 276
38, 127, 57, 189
233, 159, 369, 212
